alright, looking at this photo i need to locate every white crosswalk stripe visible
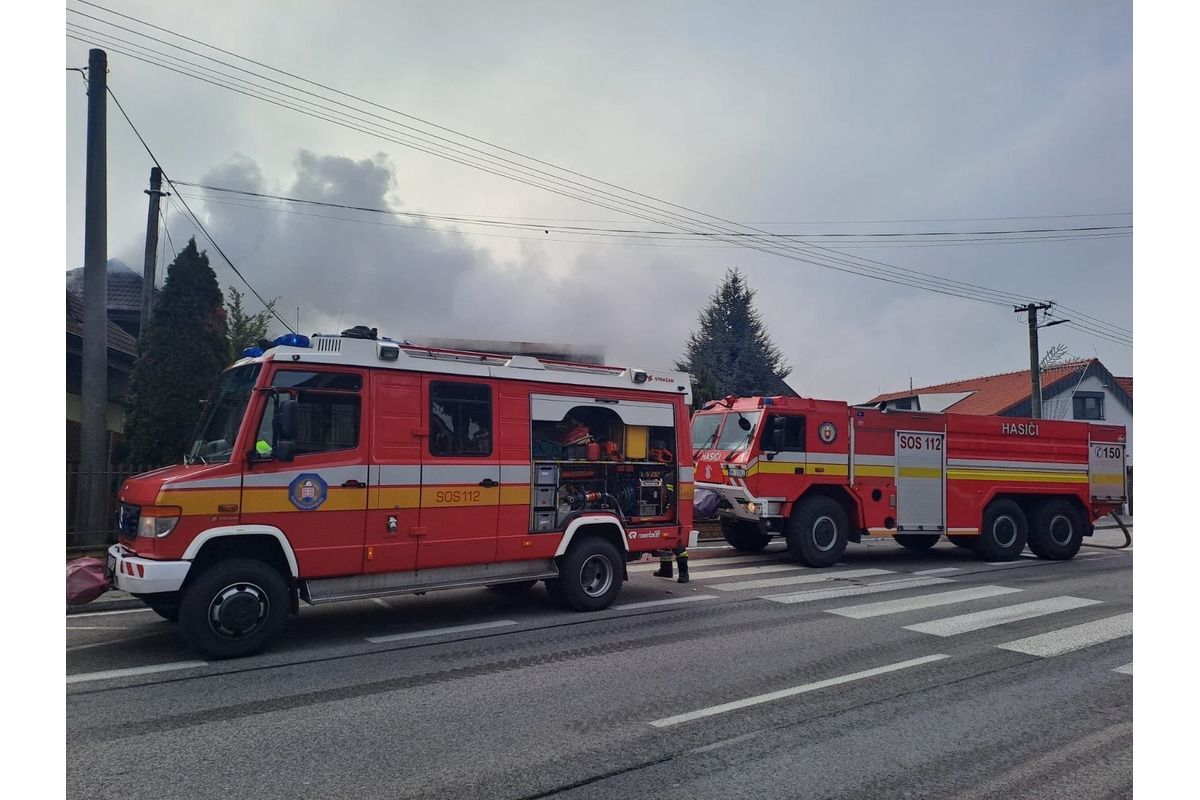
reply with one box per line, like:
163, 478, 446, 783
763, 576, 956, 604
628, 555, 792, 574
996, 612, 1132, 657
903, 596, 1101, 637
827, 585, 1022, 619
1114, 662, 1133, 675
713, 568, 896, 592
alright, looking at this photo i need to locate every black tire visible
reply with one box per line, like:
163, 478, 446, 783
487, 580, 538, 595
893, 534, 940, 552
178, 559, 289, 660
1027, 498, 1085, 560
785, 496, 849, 568
545, 538, 623, 611
977, 499, 1028, 561
721, 518, 770, 552
143, 595, 181, 622
947, 535, 978, 551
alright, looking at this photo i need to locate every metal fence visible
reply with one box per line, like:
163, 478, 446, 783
66, 462, 162, 551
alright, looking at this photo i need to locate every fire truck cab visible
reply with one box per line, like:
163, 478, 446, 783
106, 328, 696, 658
692, 395, 1127, 567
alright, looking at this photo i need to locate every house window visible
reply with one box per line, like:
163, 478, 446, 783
1073, 392, 1104, 421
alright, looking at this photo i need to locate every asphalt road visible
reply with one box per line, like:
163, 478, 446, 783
66, 537, 1133, 799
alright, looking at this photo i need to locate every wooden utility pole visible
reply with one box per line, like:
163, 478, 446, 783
1015, 302, 1053, 419
80, 48, 109, 536
140, 166, 167, 339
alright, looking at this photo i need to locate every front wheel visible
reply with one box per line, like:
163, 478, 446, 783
545, 538, 623, 611
178, 559, 289, 659
977, 500, 1028, 561
785, 496, 849, 568
721, 518, 770, 552
1027, 499, 1085, 560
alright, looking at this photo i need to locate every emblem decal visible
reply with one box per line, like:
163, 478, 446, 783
818, 422, 838, 445
289, 473, 328, 511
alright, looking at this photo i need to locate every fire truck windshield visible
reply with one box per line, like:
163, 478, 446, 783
716, 411, 761, 452
691, 413, 724, 451
186, 364, 262, 464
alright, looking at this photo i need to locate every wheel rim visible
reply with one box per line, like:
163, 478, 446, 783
207, 582, 270, 639
812, 515, 839, 552
1048, 513, 1075, 547
991, 515, 1019, 549
578, 554, 614, 598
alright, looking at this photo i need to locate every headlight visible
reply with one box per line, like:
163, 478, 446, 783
727, 465, 747, 478
137, 507, 182, 538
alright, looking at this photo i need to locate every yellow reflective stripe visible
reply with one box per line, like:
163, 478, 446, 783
369, 487, 420, 509
679, 483, 695, 501
500, 485, 531, 505
420, 486, 500, 507
752, 462, 849, 476
947, 469, 1088, 484
157, 489, 240, 515
898, 467, 943, 479
1091, 474, 1125, 485
242, 488, 367, 513
854, 465, 894, 478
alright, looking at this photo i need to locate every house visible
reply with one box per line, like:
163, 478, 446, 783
65, 258, 156, 340
865, 359, 1134, 464
65, 289, 139, 461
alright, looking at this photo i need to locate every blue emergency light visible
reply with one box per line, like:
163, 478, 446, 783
273, 333, 311, 348
241, 346, 264, 358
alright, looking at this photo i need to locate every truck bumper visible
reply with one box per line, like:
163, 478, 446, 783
107, 544, 190, 595
695, 481, 782, 524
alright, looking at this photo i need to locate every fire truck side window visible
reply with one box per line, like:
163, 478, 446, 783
267, 370, 363, 456
430, 382, 493, 457
767, 414, 806, 452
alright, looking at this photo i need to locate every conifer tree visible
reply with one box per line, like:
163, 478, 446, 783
225, 285, 278, 361
676, 268, 791, 407
125, 239, 230, 465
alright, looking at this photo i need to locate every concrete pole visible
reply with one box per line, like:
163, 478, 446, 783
1015, 302, 1052, 420
140, 166, 164, 339
80, 48, 109, 536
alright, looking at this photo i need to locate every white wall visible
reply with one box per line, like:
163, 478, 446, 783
1043, 374, 1133, 465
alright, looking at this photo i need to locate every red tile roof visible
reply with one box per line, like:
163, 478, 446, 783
1113, 376, 1132, 398
867, 360, 1097, 416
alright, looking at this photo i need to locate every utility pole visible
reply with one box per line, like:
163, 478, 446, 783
1015, 301, 1053, 419
80, 48, 109, 537
140, 166, 167, 339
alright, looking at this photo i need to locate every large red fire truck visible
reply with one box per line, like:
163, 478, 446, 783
103, 327, 696, 658
692, 395, 1127, 567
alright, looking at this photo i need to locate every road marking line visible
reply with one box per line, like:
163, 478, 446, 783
1020, 553, 1039, 559
372, 598, 390, 609
675, 564, 806, 580
913, 567, 962, 575
1114, 662, 1133, 675
67, 660, 208, 684
67, 607, 153, 618
764, 576, 955, 604
712, 568, 896, 592
904, 596, 1101, 637
648, 654, 949, 728
66, 625, 128, 630
996, 613, 1133, 657
628, 555, 792, 573
67, 631, 171, 652
827, 585, 1022, 619
366, 620, 517, 644
612, 595, 717, 611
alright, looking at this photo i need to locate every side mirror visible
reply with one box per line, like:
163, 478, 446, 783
276, 398, 298, 462
275, 440, 296, 463
738, 416, 751, 431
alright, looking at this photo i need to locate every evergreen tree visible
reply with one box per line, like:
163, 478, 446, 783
225, 285, 278, 360
676, 268, 791, 407
125, 239, 230, 465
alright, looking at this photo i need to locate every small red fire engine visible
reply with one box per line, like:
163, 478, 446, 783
102, 327, 696, 658
692, 395, 1127, 566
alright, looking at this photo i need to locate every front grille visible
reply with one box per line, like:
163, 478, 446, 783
116, 502, 140, 537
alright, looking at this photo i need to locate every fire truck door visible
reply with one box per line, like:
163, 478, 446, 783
1089, 440, 1127, 503
895, 431, 946, 532
418, 378, 501, 569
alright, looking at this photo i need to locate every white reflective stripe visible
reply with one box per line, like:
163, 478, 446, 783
243, 465, 367, 487
679, 467, 694, 481
163, 475, 243, 490
714, 568, 897, 592
806, 453, 849, 465
947, 458, 1087, 473
996, 612, 1132, 657
375, 465, 422, 485
852, 455, 896, 467
530, 393, 675, 426
422, 464, 499, 483
500, 464, 530, 483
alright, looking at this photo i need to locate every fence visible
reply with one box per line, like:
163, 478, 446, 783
66, 462, 162, 552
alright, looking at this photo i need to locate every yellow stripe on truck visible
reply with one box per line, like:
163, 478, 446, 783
947, 468, 1088, 484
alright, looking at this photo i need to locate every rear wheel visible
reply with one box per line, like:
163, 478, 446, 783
976, 500, 1028, 561
785, 496, 849, 568
1027, 499, 1085, 560
721, 518, 770, 552
545, 538, 623, 611
178, 559, 289, 660
893, 534, 940, 552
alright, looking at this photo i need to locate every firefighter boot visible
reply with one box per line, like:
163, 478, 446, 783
676, 556, 690, 584
653, 557, 673, 579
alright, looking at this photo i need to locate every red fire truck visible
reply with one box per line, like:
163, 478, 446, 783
103, 327, 696, 658
692, 395, 1127, 567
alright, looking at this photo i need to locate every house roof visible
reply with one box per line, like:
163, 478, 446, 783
65, 259, 152, 313
66, 290, 138, 356
866, 359, 1131, 416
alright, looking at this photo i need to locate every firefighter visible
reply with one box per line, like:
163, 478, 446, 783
653, 546, 689, 584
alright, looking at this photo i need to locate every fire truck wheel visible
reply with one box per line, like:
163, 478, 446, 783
721, 518, 770, 552
785, 496, 849, 568
1028, 499, 1085, 560
178, 559, 289, 660
977, 500, 1029, 561
893, 534, 940, 552
548, 538, 623, 611
143, 595, 181, 622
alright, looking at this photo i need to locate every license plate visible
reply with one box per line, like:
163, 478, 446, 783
106, 554, 117, 583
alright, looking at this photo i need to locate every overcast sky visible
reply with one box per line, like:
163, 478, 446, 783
59, 0, 1137, 405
